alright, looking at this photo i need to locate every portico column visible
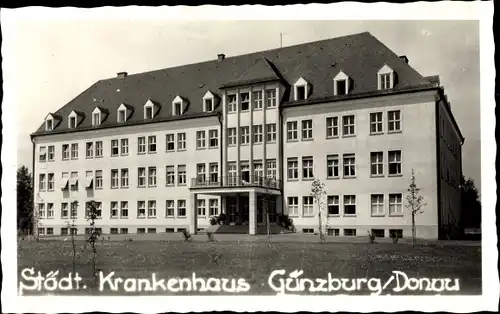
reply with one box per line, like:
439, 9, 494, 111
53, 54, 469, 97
249, 191, 257, 235
189, 193, 198, 234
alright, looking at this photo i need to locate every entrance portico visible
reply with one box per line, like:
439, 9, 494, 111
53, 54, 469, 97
189, 176, 282, 235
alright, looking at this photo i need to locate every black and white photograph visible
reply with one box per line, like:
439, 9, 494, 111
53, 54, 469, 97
1, 2, 496, 312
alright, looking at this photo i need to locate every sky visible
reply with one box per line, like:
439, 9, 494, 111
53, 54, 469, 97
2, 12, 481, 191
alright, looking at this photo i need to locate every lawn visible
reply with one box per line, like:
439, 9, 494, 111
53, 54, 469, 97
17, 237, 482, 296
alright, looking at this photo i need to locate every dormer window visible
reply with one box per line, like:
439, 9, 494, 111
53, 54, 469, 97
293, 77, 309, 101
92, 112, 101, 126
118, 109, 126, 123
92, 107, 108, 126
69, 116, 77, 129
333, 71, 350, 96
172, 95, 186, 116
377, 65, 395, 90
145, 106, 153, 119
203, 91, 216, 112
45, 119, 53, 131
144, 100, 158, 120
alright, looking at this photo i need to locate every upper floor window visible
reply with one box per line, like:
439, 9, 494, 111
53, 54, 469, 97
39, 146, 47, 162
301, 120, 313, 140
378, 65, 395, 90
342, 115, 355, 136
370, 112, 383, 134
138, 137, 146, 154
148, 136, 157, 153
227, 94, 237, 113
388, 150, 402, 175
227, 128, 237, 146
166, 134, 175, 152
253, 91, 263, 109
287, 121, 298, 141
326, 117, 339, 138
196, 131, 206, 149
240, 126, 250, 145
294, 77, 309, 101
266, 89, 276, 108
47, 146, 55, 161
333, 71, 350, 96
209, 130, 218, 148
253, 125, 263, 144
388, 110, 402, 132
302, 157, 314, 179
240, 92, 250, 111
177, 133, 186, 151
266, 124, 276, 143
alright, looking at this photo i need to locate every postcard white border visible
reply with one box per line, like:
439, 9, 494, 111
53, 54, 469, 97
1, 2, 496, 313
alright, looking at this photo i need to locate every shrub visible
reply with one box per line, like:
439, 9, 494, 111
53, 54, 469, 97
207, 231, 215, 242
390, 233, 399, 244
276, 213, 296, 231
182, 229, 192, 242
367, 231, 376, 244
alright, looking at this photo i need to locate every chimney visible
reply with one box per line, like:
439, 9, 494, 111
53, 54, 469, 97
117, 72, 128, 79
399, 55, 409, 64
217, 54, 225, 61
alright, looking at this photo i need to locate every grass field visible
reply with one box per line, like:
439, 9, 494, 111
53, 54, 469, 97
17, 236, 482, 296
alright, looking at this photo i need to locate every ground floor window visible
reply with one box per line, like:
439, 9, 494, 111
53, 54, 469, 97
344, 228, 356, 236
46, 228, 54, 235
165, 228, 175, 233
371, 229, 385, 238
302, 228, 314, 234
147, 228, 156, 234
389, 229, 403, 238
38, 228, 45, 235
137, 228, 146, 234
327, 228, 340, 236
120, 228, 128, 234
177, 228, 187, 233
61, 228, 68, 235
110, 228, 118, 234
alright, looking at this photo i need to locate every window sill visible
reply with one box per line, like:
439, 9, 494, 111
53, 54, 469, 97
287, 179, 300, 182
389, 214, 404, 217
137, 186, 146, 188
240, 110, 250, 113
166, 216, 176, 219
196, 147, 207, 150
148, 216, 157, 219
120, 186, 129, 189
177, 149, 187, 152
302, 215, 315, 218
388, 174, 403, 177
148, 185, 157, 188
110, 217, 119, 219
148, 152, 157, 154
62, 158, 69, 161
227, 144, 237, 148
302, 178, 314, 181
240, 143, 250, 146
137, 152, 146, 155
86, 157, 94, 159
209, 146, 219, 150
388, 130, 402, 134
166, 184, 175, 187
370, 132, 384, 136
165, 150, 175, 153
343, 176, 357, 179
178, 183, 187, 187
328, 214, 340, 218
370, 175, 385, 178
371, 214, 386, 217
342, 134, 356, 138
286, 139, 299, 143
121, 154, 129, 157
344, 214, 357, 217
266, 141, 276, 144
253, 108, 263, 111
301, 138, 314, 142
137, 216, 146, 219
326, 177, 340, 180
326, 136, 339, 140
176, 216, 187, 219
120, 217, 129, 219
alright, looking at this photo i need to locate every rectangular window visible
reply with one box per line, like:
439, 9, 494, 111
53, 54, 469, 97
86, 142, 94, 158
121, 138, 129, 155
227, 94, 237, 113
39, 174, 46, 191
389, 193, 403, 215
209, 163, 219, 184
196, 131, 206, 149
227, 163, 237, 186
95, 202, 102, 218
148, 136, 157, 153
121, 201, 128, 218
138, 137, 146, 154
197, 199, 206, 216
253, 125, 263, 144
61, 203, 69, 218
47, 146, 55, 161
37, 203, 46, 218
166, 134, 175, 151
209, 199, 219, 216
147, 228, 156, 234
197, 164, 206, 183
174, 102, 182, 116
327, 196, 339, 216
209, 130, 218, 148
177, 133, 186, 151
240, 126, 250, 145
266, 89, 276, 108
92, 112, 100, 126
145, 106, 153, 119
370, 152, 384, 176
111, 139, 119, 156
287, 121, 298, 141
47, 203, 54, 218
118, 110, 126, 123
301, 120, 313, 140
296, 86, 306, 100
342, 115, 355, 136
61, 228, 69, 235
343, 154, 356, 178
71, 143, 79, 159
344, 229, 357, 236
266, 123, 276, 143
177, 200, 186, 217
287, 197, 299, 216
70, 201, 78, 218
121, 168, 129, 188
328, 228, 340, 236
137, 228, 146, 234
38, 227, 46, 235
344, 195, 356, 215
389, 229, 403, 238
137, 201, 146, 217
70, 171, 78, 191
111, 169, 119, 188
62, 144, 69, 160
95, 170, 103, 189
178, 165, 186, 185
303, 196, 314, 216
138, 167, 146, 187
166, 166, 175, 186
253, 161, 263, 183
38, 146, 47, 162
166, 200, 175, 217
326, 117, 339, 138
148, 200, 157, 217
204, 98, 213, 112
253, 90, 263, 109
370, 112, 383, 134
302, 157, 314, 179
148, 167, 157, 187
69, 116, 77, 128
110, 201, 118, 218
336, 80, 347, 95
110, 228, 118, 235
240, 92, 250, 111
380, 73, 391, 90
388, 110, 402, 132
371, 194, 384, 216
95, 141, 103, 157
326, 154, 339, 178
287, 157, 299, 180
388, 150, 402, 175
47, 173, 54, 191
227, 128, 237, 146
266, 159, 276, 178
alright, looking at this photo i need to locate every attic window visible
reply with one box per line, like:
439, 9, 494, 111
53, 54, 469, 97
68, 116, 77, 129
173, 102, 183, 116
377, 65, 395, 90
118, 109, 127, 123
336, 80, 347, 95
204, 99, 213, 112
293, 77, 309, 101
144, 106, 153, 119
333, 71, 350, 96
45, 119, 53, 131
92, 112, 101, 126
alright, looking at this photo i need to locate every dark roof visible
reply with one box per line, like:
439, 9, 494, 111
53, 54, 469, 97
34, 31, 435, 135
